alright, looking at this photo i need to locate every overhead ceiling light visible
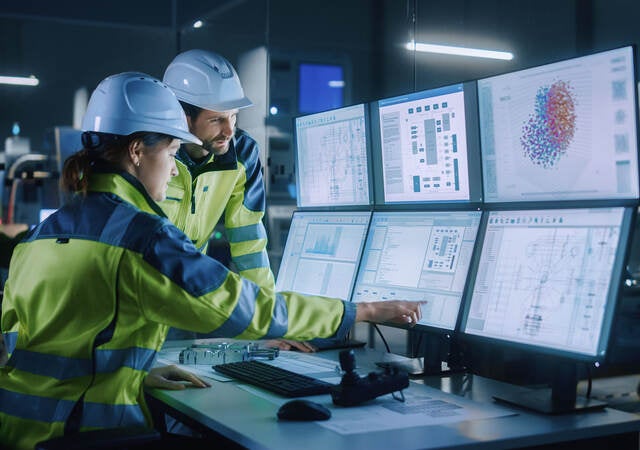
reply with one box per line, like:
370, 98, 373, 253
0, 75, 40, 86
405, 41, 513, 61
193, 20, 203, 29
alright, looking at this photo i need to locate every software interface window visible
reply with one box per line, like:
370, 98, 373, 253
463, 207, 629, 358
352, 210, 481, 330
295, 104, 372, 208
376, 84, 473, 204
275, 211, 371, 300
479, 46, 638, 203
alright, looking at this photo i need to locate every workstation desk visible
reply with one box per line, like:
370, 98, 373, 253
146, 342, 640, 450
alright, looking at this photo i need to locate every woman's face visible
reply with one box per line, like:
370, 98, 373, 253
135, 138, 180, 202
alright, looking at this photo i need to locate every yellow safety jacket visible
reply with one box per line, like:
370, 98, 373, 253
0, 165, 354, 450
160, 129, 275, 292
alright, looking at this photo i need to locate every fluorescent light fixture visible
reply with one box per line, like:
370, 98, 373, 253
193, 20, 203, 28
0, 75, 39, 86
328, 80, 345, 88
406, 41, 513, 61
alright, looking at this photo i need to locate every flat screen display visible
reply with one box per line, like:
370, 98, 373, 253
478, 46, 639, 203
461, 207, 632, 359
275, 211, 371, 301
351, 210, 482, 331
295, 104, 373, 208
372, 82, 482, 205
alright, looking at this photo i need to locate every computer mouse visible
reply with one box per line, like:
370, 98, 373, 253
277, 399, 331, 421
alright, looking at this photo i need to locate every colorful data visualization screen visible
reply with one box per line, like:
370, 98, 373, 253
372, 82, 482, 205
275, 211, 371, 301
462, 207, 632, 359
351, 210, 481, 331
295, 104, 372, 208
479, 46, 639, 203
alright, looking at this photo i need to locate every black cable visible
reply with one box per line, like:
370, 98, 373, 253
372, 324, 391, 353
585, 362, 592, 398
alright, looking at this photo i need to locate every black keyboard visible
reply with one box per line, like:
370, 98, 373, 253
213, 360, 334, 397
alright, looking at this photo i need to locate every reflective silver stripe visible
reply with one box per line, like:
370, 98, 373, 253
0, 389, 147, 428
95, 347, 157, 373
226, 223, 267, 243
0, 388, 75, 422
8, 347, 157, 380
233, 251, 269, 271
264, 293, 288, 338
8, 349, 91, 379
210, 278, 257, 337
3, 331, 17, 354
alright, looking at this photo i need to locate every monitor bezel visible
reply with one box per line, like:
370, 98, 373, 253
293, 103, 375, 209
350, 208, 484, 335
458, 205, 636, 363
370, 81, 483, 209
274, 209, 373, 302
477, 44, 640, 207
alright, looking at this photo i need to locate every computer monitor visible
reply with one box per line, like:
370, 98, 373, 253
370, 82, 483, 206
352, 210, 482, 331
294, 104, 373, 208
478, 46, 639, 205
460, 206, 634, 413
275, 210, 371, 301
298, 62, 345, 114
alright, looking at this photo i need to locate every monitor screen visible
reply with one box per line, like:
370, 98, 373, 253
294, 104, 373, 208
298, 63, 345, 114
461, 207, 633, 360
351, 210, 482, 331
371, 82, 483, 206
275, 211, 371, 301
479, 46, 639, 204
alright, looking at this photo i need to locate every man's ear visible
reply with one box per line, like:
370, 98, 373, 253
186, 114, 193, 131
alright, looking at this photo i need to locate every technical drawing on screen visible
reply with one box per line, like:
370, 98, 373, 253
275, 211, 371, 300
462, 207, 632, 359
351, 210, 482, 330
294, 104, 373, 208
478, 46, 639, 203
371, 82, 482, 205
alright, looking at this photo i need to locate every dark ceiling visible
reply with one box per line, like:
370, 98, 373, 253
0, 0, 248, 31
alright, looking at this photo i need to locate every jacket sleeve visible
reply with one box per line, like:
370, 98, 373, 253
224, 133, 275, 293
132, 223, 355, 342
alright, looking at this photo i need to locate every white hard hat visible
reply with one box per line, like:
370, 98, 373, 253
82, 72, 201, 145
163, 49, 252, 112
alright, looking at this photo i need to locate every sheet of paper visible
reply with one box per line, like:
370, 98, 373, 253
319, 385, 517, 435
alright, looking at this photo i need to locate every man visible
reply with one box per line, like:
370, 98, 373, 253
162, 50, 314, 351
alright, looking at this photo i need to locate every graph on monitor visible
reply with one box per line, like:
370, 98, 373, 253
351, 210, 482, 330
479, 46, 639, 203
275, 211, 371, 300
294, 104, 372, 208
462, 207, 632, 359
371, 82, 482, 205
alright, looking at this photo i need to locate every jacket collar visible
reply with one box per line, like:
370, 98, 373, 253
177, 134, 238, 175
87, 162, 167, 217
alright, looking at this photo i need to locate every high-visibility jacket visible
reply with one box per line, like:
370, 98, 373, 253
160, 129, 275, 293
0, 167, 354, 450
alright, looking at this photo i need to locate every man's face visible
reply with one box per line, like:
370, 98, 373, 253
187, 109, 238, 157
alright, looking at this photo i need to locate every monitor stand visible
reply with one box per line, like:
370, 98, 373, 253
493, 361, 607, 414
375, 333, 465, 377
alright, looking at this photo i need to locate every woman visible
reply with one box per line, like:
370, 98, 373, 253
0, 72, 422, 449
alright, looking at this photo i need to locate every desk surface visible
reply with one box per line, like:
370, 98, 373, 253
147, 344, 640, 450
